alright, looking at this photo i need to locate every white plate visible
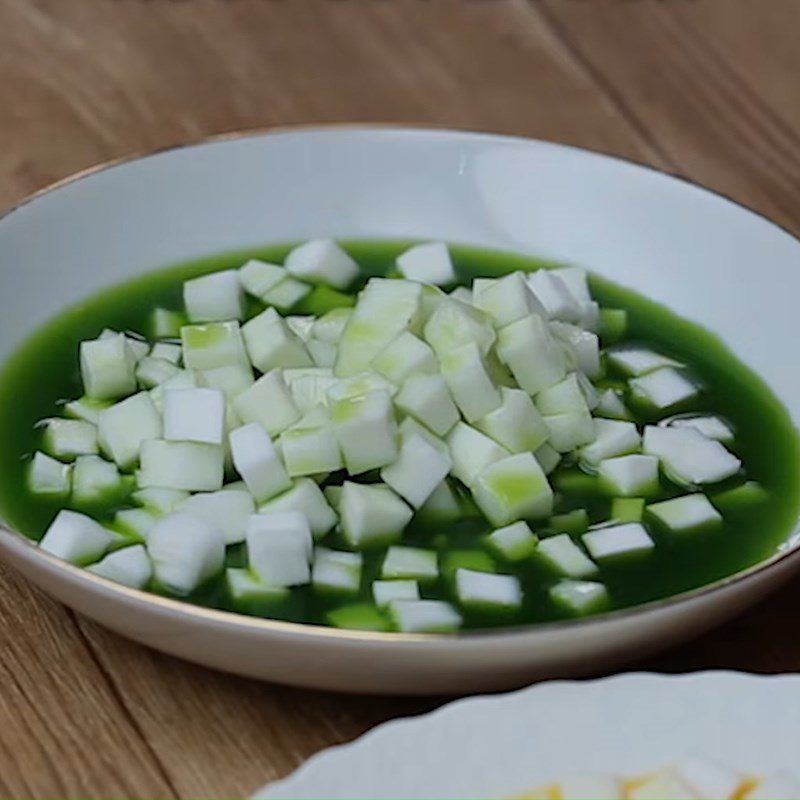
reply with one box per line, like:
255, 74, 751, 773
256, 671, 800, 799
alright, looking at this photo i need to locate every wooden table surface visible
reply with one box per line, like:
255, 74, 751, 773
2, 0, 800, 796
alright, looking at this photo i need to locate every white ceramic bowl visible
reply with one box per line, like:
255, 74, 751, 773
1, 127, 799, 695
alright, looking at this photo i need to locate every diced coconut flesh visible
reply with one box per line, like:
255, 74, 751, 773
72, 455, 128, 509
394, 373, 459, 436
262, 276, 311, 311
97, 392, 162, 470
580, 419, 641, 470
543, 411, 595, 453
179, 489, 255, 545
595, 389, 631, 421
229, 422, 292, 502
139, 440, 224, 492
181, 321, 248, 371
488, 521, 538, 561
280, 412, 343, 477
372, 579, 420, 607
285, 239, 359, 289
259, 478, 338, 540
184, 269, 245, 322
440, 342, 502, 422
149, 369, 199, 412
150, 342, 182, 364
549, 579, 609, 615
42, 418, 98, 461
40, 510, 113, 565
312, 547, 362, 594
136, 356, 181, 389
246, 511, 313, 587
306, 338, 337, 367
537, 534, 599, 579
238, 259, 288, 298
550, 322, 601, 378
63, 396, 113, 425
473, 271, 547, 328
643, 426, 741, 486
339, 482, 412, 549
88, 544, 152, 589
80, 334, 137, 400
447, 422, 511, 488
647, 493, 722, 535
417, 480, 461, 521
527, 269, 583, 323
455, 568, 522, 610
133, 487, 190, 514
668, 415, 734, 443
423, 297, 496, 358
382, 546, 438, 581
607, 347, 680, 376
476, 387, 549, 454
381, 431, 453, 509
154, 386, 228, 442
114, 507, 160, 540
598, 454, 660, 497
583, 523, 654, 561
396, 241, 456, 285
285, 368, 338, 414
536, 373, 591, 416
148, 307, 186, 339
630, 367, 699, 411
28, 452, 72, 499
535, 443, 561, 475
326, 371, 397, 403
146, 511, 225, 594
496, 313, 567, 395
198, 363, 254, 400
242, 307, 313, 373
225, 568, 289, 603
388, 599, 461, 632
331, 390, 398, 474
232, 369, 301, 436
472, 452, 553, 526
371, 330, 437, 385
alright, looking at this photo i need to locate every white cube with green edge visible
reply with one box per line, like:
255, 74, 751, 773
306, 338, 336, 367
225, 568, 290, 604
232, 369, 301, 436
239, 259, 287, 299
312, 547, 363, 595
381, 546, 438, 582
534, 443, 561, 475
371, 330, 437, 385
488, 521, 538, 561
472, 452, 553, 526
331, 390, 398, 474
583, 523, 655, 562
163, 386, 226, 446
535, 373, 590, 416
147, 511, 226, 595
63, 396, 113, 425
611, 497, 645, 523
527, 269, 582, 323
148, 370, 198, 412
285, 239, 359, 289
417, 479, 462, 522
439, 342, 502, 423
669, 415, 734, 443
380, 431, 453, 509
97, 391, 162, 470
39, 509, 113, 566
598, 454, 660, 497
396, 241, 455, 285
285, 315, 315, 342
389, 599, 462, 633
423, 298, 495, 358
496, 313, 567, 394
537, 533, 599, 579
136, 356, 181, 389
543, 411, 595, 453
595, 389, 632, 421
339, 482, 412, 549
455, 568, 522, 611
245, 510, 313, 587
326, 370, 396, 403
550, 323, 601, 378
42, 418, 98, 461
28, 452, 72, 500
198, 363, 254, 400
394, 373, 459, 437
88, 544, 152, 589
630, 367, 698, 411
279, 416, 343, 477
229, 422, 291, 502
113, 507, 160, 541
148, 307, 186, 340
549, 579, 610, 616
72, 455, 130, 509
475, 387, 549, 454
184, 269, 245, 323
241, 307, 313, 373
261, 276, 311, 311
138, 440, 224, 492
181, 321, 248, 371
80, 334, 137, 400
312, 307, 352, 343
473, 271, 547, 329
258, 478, 337, 540
579, 418, 641, 469
150, 342, 181, 364
179, 489, 255, 545
647, 493, 722, 535
446, 422, 510, 488
132, 487, 189, 515
606, 347, 680, 376
372, 579, 420, 608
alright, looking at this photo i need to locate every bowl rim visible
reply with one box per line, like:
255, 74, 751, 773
1, 122, 799, 644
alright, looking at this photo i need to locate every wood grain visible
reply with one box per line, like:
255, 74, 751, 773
1, 0, 800, 797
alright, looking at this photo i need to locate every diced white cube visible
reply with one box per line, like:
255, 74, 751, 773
381, 431, 453, 509
473, 271, 547, 328
372, 579, 420, 608
423, 298, 496, 357
232, 369, 301, 436
225, 568, 289, 603
549, 579, 609, 615
446, 422, 510, 487
279, 415, 343, 477
394, 373, 460, 437
381, 546, 438, 581
198, 363, 254, 400
607, 347, 680, 376
312, 307, 353, 344
98, 329, 148, 361
583, 523, 655, 561
473, 387, 549, 454
488, 521, 538, 561
150, 342, 182, 364
148, 369, 199, 412
87, 544, 152, 589
396, 241, 455, 285
340, 481, 412, 549
598, 454, 660, 497
136, 356, 182, 389
181, 321, 249, 371
579, 418, 642, 469
312, 547, 362, 594
535, 373, 590, 416
72, 455, 128, 509
306, 338, 337, 368
41, 418, 98, 461
440, 342, 502, 423
285, 315, 315, 341
534, 443, 561, 475
179, 489, 255, 545
496, 314, 567, 394
399, 417, 450, 457
543, 411, 595, 453
97, 392, 162, 470
63, 396, 112, 425
80, 335, 137, 400
148, 307, 186, 340
163, 387, 225, 445
549, 322, 601, 378
527, 270, 583, 323
28, 451, 72, 499
229, 422, 292, 502
326, 371, 397, 403
285, 239, 359, 289
630, 367, 699, 412
132, 487, 189, 515
241, 307, 313, 373
147, 511, 225, 594
449, 286, 472, 304
238, 259, 287, 298
372, 331, 437, 385
456, 568, 521, 611
139, 440, 224, 492
389, 599, 461, 632
39, 509, 113, 565
595, 389, 632, 421
331, 390, 398, 474
417, 479, 462, 522
184, 270, 245, 323
262, 276, 311, 311
647, 493, 722, 535
114, 507, 160, 540
259, 477, 338, 540
643, 425, 741, 486
537, 533, 598, 579
472, 452, 554, 526
246, 510, 312, 587
668, 415, 734, 443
